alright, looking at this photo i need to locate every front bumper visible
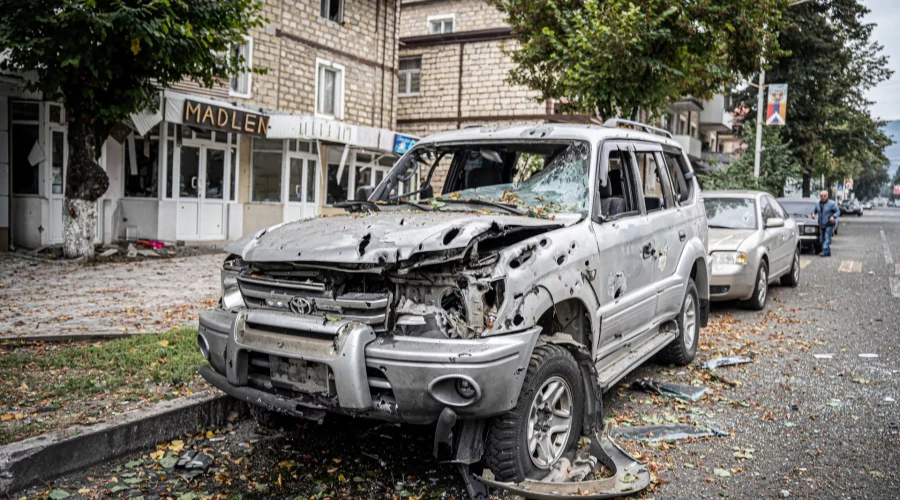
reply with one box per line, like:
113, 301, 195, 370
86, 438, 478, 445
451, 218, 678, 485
198, 309, 540, 424
709, 262, 756, 301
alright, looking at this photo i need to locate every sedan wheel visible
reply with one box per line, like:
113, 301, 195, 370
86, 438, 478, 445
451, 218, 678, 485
781, 248, 801, 287
741, 261, 769, 310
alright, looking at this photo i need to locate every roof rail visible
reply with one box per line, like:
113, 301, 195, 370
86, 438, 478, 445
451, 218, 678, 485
602, 118, 673, 139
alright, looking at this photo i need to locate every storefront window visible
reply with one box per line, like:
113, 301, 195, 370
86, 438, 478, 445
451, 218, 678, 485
180, 145, 200, 198
326, 163, 349, 205
124, 135, 160, 198
50, 131, 65, 195
11, 123, 40, 195
252, 138, 283, 202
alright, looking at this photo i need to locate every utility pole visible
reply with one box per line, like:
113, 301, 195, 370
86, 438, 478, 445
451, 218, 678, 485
753, 0, 811, 178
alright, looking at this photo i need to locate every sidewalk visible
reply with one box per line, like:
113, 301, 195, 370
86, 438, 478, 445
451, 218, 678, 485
0, 252, 222, 338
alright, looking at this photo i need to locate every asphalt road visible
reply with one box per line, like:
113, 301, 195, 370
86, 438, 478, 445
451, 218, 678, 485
28, 208, 900, 499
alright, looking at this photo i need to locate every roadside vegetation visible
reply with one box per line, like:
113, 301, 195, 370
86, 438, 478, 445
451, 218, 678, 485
0, 328, 207, 445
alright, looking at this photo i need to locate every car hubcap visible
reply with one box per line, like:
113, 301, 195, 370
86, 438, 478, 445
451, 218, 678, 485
758, 268, 767, 304
527, 376, 573, 469
683, 294, 696, 350
793, 253, 800, 281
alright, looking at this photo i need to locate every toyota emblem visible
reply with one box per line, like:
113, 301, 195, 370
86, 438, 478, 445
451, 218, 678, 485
289, 297, 313, 315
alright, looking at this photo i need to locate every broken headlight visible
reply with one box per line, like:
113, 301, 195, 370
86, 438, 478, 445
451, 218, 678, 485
221, 255, 246, 311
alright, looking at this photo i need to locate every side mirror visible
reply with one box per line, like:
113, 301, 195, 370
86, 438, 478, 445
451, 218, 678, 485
766, 217, 785, 228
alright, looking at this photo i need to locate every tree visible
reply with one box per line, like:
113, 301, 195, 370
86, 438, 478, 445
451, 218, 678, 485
698, 126, 799, 197
734, 0, 893, 197
0, 0, 266, 258
850, 156, 890, 201
486, 0, 791, 121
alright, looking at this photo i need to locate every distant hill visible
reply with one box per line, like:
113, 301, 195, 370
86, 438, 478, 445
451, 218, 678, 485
883, 120, 900, 179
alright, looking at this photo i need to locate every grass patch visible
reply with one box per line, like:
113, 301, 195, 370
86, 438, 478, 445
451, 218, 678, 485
0, 328, 208, 445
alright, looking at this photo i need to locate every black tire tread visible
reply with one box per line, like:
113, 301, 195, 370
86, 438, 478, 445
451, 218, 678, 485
780, 248, 800, 287
740, 261, 768, 310
483, 344, 580, 482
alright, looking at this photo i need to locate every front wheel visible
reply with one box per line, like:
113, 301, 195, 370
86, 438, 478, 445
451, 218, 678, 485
657, 279, 699, 366
741, 261, 769, 310
483, 344, 584, 483
780, 248, 801, 287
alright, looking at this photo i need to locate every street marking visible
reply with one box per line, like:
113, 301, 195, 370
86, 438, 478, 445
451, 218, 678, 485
800, 257, 811, 269
891, 277, 900, 299
838, 260, 862, 273
881, 229, 893, 265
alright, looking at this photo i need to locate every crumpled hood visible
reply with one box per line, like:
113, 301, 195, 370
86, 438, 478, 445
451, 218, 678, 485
226, 211, 574, 264
708, 228, 756, 252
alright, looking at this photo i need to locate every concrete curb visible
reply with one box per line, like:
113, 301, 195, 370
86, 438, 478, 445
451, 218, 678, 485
0, 390, 245, 494
0, 332, 148, 343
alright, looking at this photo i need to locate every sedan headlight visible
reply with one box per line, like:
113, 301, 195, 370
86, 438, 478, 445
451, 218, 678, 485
221, 255, 246, 311
803, 225, 818, 235
712, 251, 747, 265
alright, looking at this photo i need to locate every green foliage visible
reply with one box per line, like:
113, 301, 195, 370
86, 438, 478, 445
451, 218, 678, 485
487, 0, 790, 120
734, 0, 893, 195
0, 0, 266, 140
698, 127, 799, 197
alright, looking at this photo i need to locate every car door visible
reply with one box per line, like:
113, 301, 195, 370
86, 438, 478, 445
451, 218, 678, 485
631, 143, 686, 324
767, 195, 796, 275
589, 141, 658, 361
759, 196, 787, 276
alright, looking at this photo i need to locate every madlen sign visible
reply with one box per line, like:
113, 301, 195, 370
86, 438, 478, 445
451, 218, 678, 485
183, 100, 270, 138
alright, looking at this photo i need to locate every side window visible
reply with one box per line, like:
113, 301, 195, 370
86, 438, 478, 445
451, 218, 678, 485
768, 196, 786, 219
663, 151, 693, 203
760, 196, 777, 223
598, 147, 640, 219
634, 150, 673, 213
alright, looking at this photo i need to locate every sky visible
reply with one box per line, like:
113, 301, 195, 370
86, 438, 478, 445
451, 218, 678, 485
863, 0, 900, 121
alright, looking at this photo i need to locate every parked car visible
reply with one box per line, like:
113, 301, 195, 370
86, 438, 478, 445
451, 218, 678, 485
863, 201, 874, 210
841, 200, 863, 216
778, 197, 835, 250
197, 120, 711, 483
705, 191, 800, 310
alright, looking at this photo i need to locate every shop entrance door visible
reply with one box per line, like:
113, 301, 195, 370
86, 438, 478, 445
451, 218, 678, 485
284, 153, 320, 222
177, 144, 227, 240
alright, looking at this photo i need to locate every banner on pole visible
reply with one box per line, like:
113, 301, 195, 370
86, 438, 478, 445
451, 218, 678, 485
844, 178, 854, 191
894, 185, 900, 195
766, 84, 788, 126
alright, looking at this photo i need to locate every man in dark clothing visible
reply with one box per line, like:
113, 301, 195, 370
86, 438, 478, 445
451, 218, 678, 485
811, 190, 840, 257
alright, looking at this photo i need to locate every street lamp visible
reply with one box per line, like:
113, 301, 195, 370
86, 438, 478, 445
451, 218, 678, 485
753, 0, 812, 178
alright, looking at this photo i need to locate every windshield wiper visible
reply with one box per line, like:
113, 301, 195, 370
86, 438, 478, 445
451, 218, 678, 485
435, 198, 527, 216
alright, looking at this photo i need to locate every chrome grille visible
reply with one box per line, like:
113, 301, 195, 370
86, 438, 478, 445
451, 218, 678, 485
238, 275, 390, 331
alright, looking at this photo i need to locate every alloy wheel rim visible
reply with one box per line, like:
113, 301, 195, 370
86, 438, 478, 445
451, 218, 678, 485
683, 294, 697, 350
793, 252, 800, 282
527, 376, 573, 469
758, 268, 767, 304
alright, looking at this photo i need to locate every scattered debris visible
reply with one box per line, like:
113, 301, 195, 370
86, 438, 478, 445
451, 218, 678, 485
137, 249, 159, 258
540, 457, 570, 483
701, 356, 753, 370
98, 248, 118, 258
813, 353, 834, 359
859, 353, 879, 358
781, 489, 791, 497
566, 456, 598, 482
612, 424, 728, 443
630, 380, 709, 402
137, 239, 166, 250
126, 243, 138, 258
175, 450, 214, 479
885, 397, 895, 403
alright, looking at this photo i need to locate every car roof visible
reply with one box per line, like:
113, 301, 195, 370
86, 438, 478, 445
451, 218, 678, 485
414, 123, 683, 151
777, 197, 817, 202
704, 190, 767, 198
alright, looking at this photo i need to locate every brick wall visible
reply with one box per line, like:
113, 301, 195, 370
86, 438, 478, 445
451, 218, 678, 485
399, 0, 507, 38
200, 0, 399, 131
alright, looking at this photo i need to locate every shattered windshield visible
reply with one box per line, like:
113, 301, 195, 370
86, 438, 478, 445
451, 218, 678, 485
372, 141, 591, 216
705, 198, 757, 230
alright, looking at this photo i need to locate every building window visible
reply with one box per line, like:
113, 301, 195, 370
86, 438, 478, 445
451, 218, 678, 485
124, 132, 160, 198
320, 0, 342, 24
316, 59, 345, 119
428, 15, 454, 34
690, 122, 698, 139
251, 138, 284, 203
230, 37, 253, 97
399, 57, 422, 96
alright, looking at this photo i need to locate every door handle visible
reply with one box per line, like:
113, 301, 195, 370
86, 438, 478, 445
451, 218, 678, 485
642, 242, 654, 259
679, 230, 687, 241
295, 185, 301, 197
191, 176, 197, 189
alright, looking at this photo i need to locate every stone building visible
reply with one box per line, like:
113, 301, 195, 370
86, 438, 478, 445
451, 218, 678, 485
1, 0, 412, 251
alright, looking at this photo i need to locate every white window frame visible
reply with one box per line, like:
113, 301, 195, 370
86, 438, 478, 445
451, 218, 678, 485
229, 36, 253, 98
249, 138, 287, 204
315, 58, 345, 120
319, 0, 343, 24
398, 56, 422, 97
427, 14, 455, 34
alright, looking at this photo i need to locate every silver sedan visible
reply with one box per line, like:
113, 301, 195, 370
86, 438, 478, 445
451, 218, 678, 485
704, 191, 801, 310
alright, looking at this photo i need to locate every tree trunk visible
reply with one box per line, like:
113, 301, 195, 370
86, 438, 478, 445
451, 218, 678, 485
63, 104, 109, 260
802, 171, 811, 198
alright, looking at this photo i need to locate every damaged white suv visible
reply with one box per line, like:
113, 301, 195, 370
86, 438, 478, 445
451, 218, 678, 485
198, 120, 710, 486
